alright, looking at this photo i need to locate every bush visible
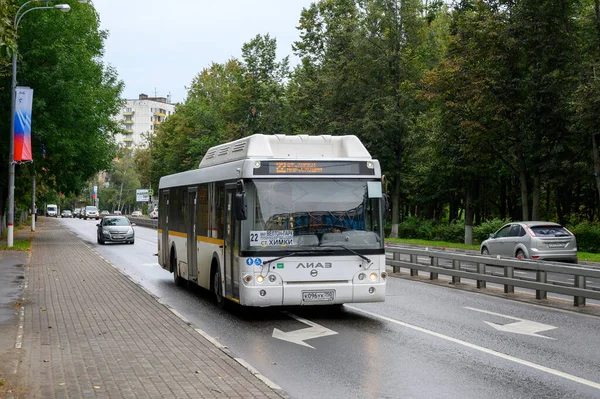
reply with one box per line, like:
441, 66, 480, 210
570, 222, 600, 253
473, 218, 511, 243
434, 221, 465, 243
396, 216, 422, 239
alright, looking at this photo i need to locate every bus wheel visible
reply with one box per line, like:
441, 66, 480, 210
212, 267, 226, 309
172, 251, 185, 287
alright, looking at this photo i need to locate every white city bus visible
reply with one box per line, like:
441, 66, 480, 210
157, 134, 387, 307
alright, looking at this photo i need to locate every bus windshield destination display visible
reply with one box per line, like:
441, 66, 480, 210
254, 161, 375, 176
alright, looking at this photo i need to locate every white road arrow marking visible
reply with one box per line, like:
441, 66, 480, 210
465, 307, 557, 339
272, 312, 338, 348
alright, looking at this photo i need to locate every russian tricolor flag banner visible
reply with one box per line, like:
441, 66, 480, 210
14, 86, 33, 162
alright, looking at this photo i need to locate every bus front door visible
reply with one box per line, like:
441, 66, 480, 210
161, 191, 169, 268
187, 188, 198, 282
224, 187, 240, 299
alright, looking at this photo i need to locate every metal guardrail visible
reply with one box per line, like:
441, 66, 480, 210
386, 246, 600, 306
129, 217, 158, 229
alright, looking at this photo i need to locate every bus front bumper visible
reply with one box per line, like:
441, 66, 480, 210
239, 281, 386, 307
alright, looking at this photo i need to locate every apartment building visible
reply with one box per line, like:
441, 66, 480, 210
115, 93, 176, 148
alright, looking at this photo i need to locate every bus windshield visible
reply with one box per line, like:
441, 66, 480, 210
245, 179, 383, 251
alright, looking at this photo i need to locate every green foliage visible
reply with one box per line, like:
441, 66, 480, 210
390, 217, 465, 243
0, 238, 30, 251
98, 149, 140, 213
150, 34, 290, 182
570, 222, 600, 253
473, 218, 512, 243
0, 1, 123, 217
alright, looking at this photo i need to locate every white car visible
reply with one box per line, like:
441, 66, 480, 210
150, 208, 158, 219
131, 211, 143, 217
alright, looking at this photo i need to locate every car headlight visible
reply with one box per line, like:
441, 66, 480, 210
127, 228, 133, 234
102, 228, 110, 234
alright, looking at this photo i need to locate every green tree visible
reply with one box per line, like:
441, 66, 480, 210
289, 0, 437, 237
0, 1, 123, 221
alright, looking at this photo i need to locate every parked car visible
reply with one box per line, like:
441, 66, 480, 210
83, 205, 99, 220
74, 208, 81, 218
480, 221, 578, 263
97, 215, 135, 245
113, 210, 122, 215
61, 210, 72, 218
100, 210, 110, 216
150, 208, 158, 219
131, 210, 143, 217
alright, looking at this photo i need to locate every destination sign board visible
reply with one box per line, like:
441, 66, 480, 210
253, 161, 375, 176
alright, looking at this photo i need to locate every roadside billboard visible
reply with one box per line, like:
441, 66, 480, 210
136, 189, 151, 202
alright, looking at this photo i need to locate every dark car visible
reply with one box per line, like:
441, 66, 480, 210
97, 216, 135, 245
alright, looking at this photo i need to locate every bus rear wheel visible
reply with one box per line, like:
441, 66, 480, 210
212, 267, 226, 309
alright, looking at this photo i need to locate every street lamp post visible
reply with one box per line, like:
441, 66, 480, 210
7, 1, 87, 245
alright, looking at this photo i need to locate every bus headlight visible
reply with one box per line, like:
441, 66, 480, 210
369, 273, 377, 281
366, 161, 374, 169
254, 161, 261, 168
358, 273, 366, 281
243, 274, 252, 283
268, 274, 277, 282
256, 275, 264, 283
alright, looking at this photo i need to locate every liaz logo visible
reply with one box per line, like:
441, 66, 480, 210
296, 262, 332, 269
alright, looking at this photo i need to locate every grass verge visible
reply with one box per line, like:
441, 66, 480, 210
0, 239, 31, 251
385, 237, 600, 264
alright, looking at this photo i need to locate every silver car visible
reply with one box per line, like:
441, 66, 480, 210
480, 221, 577, 263
97, 216, 135, 245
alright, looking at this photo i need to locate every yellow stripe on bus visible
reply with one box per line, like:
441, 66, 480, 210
197, 236, 225, 245
159, 229, 225, 245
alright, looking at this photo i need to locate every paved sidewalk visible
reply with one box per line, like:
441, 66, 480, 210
2, 218, 284, 398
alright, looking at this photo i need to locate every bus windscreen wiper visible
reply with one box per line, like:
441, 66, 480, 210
318, 244, 371, 263
262, 249, 334, 267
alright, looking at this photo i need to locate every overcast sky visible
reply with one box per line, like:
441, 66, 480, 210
93, 0, 314, 104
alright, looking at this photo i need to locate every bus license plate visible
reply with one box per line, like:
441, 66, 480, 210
302, 290, 335, 302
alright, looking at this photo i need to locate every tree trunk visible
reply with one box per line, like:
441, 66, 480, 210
465, 181, 474, 245
532, 170, 541, 221
390, 175, 400, 238
518, 150, 529, 220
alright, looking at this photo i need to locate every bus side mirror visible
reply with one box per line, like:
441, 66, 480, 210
235, 192, 247, 220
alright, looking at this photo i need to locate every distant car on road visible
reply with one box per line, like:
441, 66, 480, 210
113, 210, 122, 215
61, 210, 72, 218
46, 204, 58, 217
131, 210, 143, 217
83, 206, 99, 220
480, 221, 578, 264
97, 215, 135, 245
100, 210, 110, 216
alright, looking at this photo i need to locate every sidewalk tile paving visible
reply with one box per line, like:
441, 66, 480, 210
2, 217, 284, 398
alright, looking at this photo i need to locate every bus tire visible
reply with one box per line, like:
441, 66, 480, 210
172, 250, 185, 287
212, 265, 226, 309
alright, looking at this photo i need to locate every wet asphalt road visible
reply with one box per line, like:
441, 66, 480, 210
62, 218, 600, 399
